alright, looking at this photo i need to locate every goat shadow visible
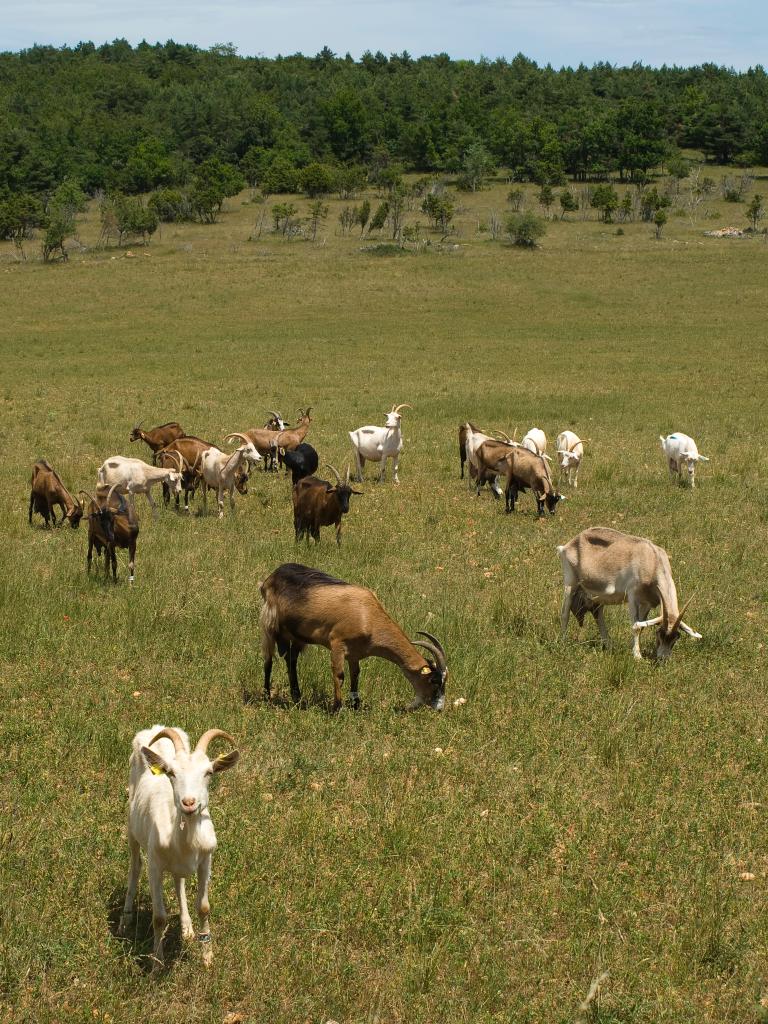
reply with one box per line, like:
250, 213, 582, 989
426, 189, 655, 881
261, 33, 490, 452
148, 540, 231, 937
242, 685, 366, 715
106, 887, 184, 973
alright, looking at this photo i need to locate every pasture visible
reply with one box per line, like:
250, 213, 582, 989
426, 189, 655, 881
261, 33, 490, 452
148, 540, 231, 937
2, 177, 768, 1024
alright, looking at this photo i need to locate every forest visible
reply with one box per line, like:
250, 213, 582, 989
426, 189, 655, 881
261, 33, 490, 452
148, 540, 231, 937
1, 40, 767, 202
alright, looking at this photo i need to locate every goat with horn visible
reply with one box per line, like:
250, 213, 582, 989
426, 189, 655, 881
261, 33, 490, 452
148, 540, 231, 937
260, 563, 448, 711
557, 527, 702, 660
349, 403, 412, 484
118, 725, 240, 969
292, 463, 362, 545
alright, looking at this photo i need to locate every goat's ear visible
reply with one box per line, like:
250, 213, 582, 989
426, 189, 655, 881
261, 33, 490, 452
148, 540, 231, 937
212, 750, 240, 773
351, 489, 363, 496
142, 746, 172, 776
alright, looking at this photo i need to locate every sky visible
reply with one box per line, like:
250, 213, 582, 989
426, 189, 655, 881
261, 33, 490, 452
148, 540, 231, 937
3, 0, 767, 70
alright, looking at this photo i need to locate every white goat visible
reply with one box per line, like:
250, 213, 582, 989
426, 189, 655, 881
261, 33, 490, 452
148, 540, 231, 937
117, 725, 239, 969
522, 427, 551, 461
660, 433, 710, 488
199, 433, 261, 518
97, 455, 182, 518
556, 430, 584, 487
349, 403, 411, 483
558, 527, 702, 660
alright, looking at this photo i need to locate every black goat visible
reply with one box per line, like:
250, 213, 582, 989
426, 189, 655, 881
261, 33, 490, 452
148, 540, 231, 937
282, 443, 319, 485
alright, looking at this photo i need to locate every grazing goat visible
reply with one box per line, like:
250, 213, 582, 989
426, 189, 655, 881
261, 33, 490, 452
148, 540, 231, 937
283, 442, 319, 485
241, 411, 287, 471
556, 430, 584, 488
117, 726, 239, 969
350, 404, 411, 483
29, 460, 83, 528
660, 433, 710, 488
130, 421, 184, 463
292, 465, 362, 545
476, 442, 562, 514
198, 434, 260, 518
473, 437, 519, 498
260, 563, 448, 711
558, 527, 702, 659
521, 427, 550, 461
80, 486, 139, 583
97, 456, 182, 518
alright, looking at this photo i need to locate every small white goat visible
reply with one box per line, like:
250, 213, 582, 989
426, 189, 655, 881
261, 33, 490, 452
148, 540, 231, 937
521, 427, 551, 461
659, 433, 710, 488
349, 404, 411, 483
198, 433, 261, 517
118, 725, 239, 969
556, 430, 584, 487
97, 455, 183, 518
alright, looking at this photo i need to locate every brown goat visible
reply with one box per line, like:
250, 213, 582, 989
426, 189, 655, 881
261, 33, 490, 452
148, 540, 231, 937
260, 563, 448, 711
292, 465, 361, 546
29, 460, 83, 528
271, 407, 312, 467
475, 441, 563, 515
80, 486, 140, 583
242, 411, 287, 471
130, 421, 184, 462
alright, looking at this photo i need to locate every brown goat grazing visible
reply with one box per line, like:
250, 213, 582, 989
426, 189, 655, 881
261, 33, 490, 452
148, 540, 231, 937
292, 465, 362, 545
80, 486, 140, 583
29, 460, 83, 528
476, 441, 563, 515
130, 421, 184, 462
260, 563, 448, 711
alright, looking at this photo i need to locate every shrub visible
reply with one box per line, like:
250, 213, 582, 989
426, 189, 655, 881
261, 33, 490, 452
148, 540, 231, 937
505, 211, 546, 247
148, 188, 189, 222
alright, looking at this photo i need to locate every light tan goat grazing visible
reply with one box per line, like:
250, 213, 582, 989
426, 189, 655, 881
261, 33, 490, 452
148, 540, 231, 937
557, 527, 702, 660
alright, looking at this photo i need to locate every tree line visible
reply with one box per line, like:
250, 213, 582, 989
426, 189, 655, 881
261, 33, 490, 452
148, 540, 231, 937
1, 41, 767, 255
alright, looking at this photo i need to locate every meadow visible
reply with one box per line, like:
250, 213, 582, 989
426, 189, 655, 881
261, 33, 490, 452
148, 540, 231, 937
1, 175, 768, 1024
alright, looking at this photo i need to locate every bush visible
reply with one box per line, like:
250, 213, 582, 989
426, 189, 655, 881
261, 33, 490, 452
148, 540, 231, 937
42, 210, 75, 261
148, 188, 190, 222
505, 211, 546, 247
300, 163, 335, 198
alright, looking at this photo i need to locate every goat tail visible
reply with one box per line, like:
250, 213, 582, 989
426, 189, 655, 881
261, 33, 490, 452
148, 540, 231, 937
259, 598, 279, 656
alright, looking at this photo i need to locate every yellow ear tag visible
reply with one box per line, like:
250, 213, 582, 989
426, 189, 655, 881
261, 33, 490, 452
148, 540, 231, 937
420, 665, 432, 675
150, 764, 164, 776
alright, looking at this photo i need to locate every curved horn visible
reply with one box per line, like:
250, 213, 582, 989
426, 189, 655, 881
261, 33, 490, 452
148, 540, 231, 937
78, 489, 97, 509
345, 463, 351, 485
325, 463, 342, 485
393, 403, 412, 414
671, 594, 696, 634
412, 640, 447, 673
632, 615, 664, 632
106, 483, 120, 506
224, 432, 253, 447
195, 729, 236, 754
148, 727, 186, 754
493, 429, 511, 441
268, 410, 282, 421
417, 630, 446, 658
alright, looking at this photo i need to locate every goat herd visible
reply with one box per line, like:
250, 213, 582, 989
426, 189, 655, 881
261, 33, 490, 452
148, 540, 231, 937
26, 405, 709, 969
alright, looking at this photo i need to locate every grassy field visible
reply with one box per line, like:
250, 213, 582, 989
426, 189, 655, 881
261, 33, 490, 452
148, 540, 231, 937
1, 174, 768, 1024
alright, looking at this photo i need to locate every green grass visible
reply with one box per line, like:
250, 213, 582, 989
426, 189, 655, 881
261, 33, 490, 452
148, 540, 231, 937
1, 176, 768, 1024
